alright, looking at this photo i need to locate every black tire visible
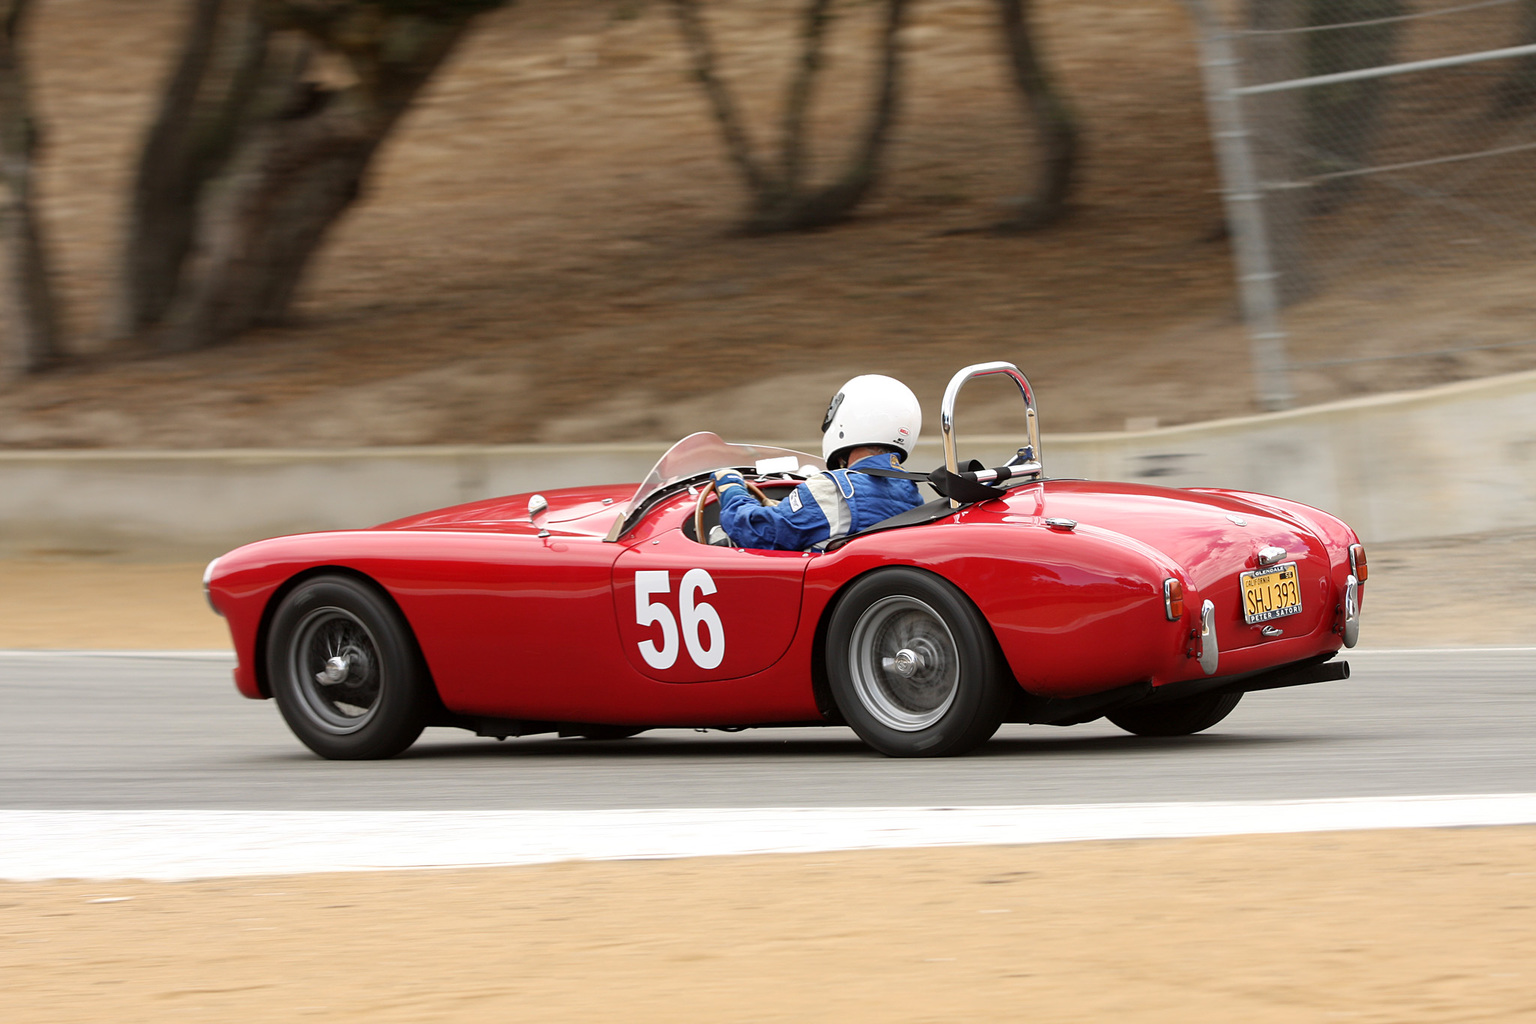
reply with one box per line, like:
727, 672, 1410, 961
827, 568, 1011, 757
1107, 691, 1243, 737
265, 575, 432, 760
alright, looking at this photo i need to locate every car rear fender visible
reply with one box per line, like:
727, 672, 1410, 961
815, 521, 1188, 699
812, 563, 1019, 722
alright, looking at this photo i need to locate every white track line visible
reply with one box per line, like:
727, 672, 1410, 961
3, 794, 1533, 881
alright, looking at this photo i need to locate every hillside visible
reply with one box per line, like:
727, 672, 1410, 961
4, 0, 1533, 450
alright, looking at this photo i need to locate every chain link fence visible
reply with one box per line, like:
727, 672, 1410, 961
1185, 0, 1536, 408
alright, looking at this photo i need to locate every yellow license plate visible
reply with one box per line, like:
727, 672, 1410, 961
1240, 562, 1303, 624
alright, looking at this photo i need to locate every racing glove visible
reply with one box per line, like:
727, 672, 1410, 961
712, 469, 746, 494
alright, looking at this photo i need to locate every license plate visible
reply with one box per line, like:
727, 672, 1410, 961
1240, 562, 1303, 624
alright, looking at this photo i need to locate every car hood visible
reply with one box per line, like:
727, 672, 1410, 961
376, 484, 631, 538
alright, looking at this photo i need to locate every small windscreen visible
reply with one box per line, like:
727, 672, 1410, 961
608, 432, 823, 541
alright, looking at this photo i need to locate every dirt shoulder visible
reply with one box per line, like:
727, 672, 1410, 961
4, 827, 1534, 1023
4, 525, 1534, 650
0, 560, 229, 651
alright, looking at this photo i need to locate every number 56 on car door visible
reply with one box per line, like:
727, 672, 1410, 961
612, 540, 810, 683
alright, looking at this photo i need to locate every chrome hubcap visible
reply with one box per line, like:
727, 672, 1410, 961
291, 608, 382, 733
884, 647, 924, 678
318, 655, 351, 685
849, 596, 959, 732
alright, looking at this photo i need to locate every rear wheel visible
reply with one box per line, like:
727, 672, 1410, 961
1107, 692, 1243, 737
266, 575, 432, 760
827, 568, 1011, 757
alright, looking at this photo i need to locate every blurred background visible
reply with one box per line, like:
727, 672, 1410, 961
2, 0, 1535, 634
4, 0, 1535, 450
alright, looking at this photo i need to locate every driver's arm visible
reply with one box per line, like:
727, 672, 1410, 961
714, 470, 833, 551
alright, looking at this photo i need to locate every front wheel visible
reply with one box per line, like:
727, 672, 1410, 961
1107, 691, 1242, 737
266, 575, 433, 760
827, 568, 1011, 757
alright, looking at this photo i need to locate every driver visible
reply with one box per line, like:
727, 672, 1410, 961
711, 375, 925, 551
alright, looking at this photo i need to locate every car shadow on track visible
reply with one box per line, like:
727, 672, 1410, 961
388, 727, 1321, 761
977, 732, 1317, 757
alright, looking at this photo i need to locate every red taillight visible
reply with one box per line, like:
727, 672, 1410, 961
1349, 544, 1368, 583
1163, 578, 1185, 621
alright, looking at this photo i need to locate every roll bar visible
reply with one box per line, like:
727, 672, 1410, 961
940, 362, 1042, 509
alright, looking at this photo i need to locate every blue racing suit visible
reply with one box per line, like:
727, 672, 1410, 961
715, 452, 924, 551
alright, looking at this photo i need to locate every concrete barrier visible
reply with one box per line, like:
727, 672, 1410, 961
1046, 368, 1536, 545
0, 444, 670, 559
2, 369, 1533, 557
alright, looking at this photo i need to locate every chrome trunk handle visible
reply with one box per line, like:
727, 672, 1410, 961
939, 362, 1042, 508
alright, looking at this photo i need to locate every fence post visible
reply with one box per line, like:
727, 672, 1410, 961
1182, 0, 1293, 411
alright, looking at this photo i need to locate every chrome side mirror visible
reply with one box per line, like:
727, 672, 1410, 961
528, 494, 550, 538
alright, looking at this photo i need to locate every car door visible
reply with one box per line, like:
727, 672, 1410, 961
613, 526, 812, 683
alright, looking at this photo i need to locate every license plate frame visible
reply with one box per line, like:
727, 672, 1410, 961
1240, 562, 1303, 625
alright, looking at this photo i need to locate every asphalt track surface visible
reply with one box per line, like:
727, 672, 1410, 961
1, 648, 1531, 811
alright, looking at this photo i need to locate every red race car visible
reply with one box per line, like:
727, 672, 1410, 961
205, 362, 1364, 759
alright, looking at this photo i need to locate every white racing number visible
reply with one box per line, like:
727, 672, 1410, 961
633, 569, 725, 671
634, 570, 679, 669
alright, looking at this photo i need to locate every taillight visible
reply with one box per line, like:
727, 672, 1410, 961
1349, 544, 1368, 583
1163, 578, 1185, 621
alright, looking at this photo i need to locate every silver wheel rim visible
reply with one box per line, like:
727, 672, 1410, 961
289, 607, 383, 733
848, 595, 960, 732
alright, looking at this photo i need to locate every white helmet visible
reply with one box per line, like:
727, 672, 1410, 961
821, 374, 922, 469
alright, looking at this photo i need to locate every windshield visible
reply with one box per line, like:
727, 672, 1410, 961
606, 432, 823, 541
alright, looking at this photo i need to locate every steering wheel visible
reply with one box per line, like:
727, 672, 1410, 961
696, 475, 775, 544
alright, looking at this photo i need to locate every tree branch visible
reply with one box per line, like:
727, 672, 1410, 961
817, 0, 907, 208
669, 0, 772, 197
781, 0, 834, 194
993, 0, 1076, 232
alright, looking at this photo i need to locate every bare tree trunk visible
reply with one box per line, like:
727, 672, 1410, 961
671, 0, 909, 234
993, 0, 1077, 232
764, 0, 906, 231
780, 0, 834, 198
670, 0, 774, 201
0, 0, 56, 385
158, 3, 483, 352
109, 0, 274, 340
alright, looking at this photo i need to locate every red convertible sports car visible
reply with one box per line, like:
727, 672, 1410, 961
205, 362, 1364, 759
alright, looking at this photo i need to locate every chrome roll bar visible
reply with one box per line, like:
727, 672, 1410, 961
940, 361, 1042, 509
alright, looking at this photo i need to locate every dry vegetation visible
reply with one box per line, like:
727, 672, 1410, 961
4, 0, 1535, 449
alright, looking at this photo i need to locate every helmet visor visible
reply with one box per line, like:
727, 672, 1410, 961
821, 391, 845, 434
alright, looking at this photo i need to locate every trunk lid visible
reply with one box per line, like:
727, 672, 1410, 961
1018, 480, 1334, 653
